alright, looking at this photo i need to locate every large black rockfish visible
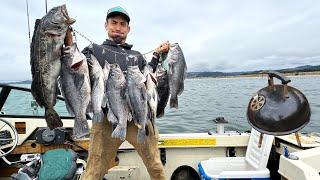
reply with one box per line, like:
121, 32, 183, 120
30, 5, 75, 129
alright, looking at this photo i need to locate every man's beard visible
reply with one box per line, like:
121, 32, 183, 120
112, 35, 126, 44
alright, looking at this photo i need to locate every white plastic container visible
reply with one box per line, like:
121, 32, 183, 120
198, 129, 273, 180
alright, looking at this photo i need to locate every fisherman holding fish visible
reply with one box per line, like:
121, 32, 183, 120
79, 6, 169, 180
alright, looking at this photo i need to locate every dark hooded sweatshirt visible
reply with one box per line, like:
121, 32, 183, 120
82, 39, 159, 72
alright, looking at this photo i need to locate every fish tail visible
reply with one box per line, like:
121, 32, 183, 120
92, 111, 105, 123
170, 96, 179, 108
137, 128, 147, 144
45, 108, 63, 129
107, 110, 118, 124
156, 108, 165, 118
73, 118, 90, 139
111, 125, 126, 141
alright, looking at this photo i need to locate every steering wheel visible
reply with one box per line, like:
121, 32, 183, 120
0, 118, 18, 158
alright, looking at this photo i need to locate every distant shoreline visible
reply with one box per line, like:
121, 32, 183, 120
186, 71, 320, 79
222, 70, 320, 78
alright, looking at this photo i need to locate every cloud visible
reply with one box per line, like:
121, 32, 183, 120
1, 0, 320, 81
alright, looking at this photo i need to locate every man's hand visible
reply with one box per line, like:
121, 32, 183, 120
155, 41, 170, 54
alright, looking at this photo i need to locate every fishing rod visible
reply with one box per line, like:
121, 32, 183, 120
45, 0, 48, 13
25, 0, 31, 45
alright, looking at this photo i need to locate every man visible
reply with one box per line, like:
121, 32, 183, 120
81, 6, 169, 180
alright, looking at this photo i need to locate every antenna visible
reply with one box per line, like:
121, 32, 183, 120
45, 0, 48, 13
25, 0, 31, 45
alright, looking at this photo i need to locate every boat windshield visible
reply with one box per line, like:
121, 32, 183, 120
1, 87, 71, 117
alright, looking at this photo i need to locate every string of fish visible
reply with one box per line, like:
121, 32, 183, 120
71, 27, 174, 74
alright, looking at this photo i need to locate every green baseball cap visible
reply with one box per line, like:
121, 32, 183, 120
106, 6, 130, 23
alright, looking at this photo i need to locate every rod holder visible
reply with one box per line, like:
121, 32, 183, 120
213, 117, 228, 134
295, 132, 302, 147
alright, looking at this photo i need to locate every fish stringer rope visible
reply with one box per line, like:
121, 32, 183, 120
72, 28, 156, 58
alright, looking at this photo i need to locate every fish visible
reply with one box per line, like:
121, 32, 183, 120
106, 64, 131, 141
156, 65, 170, 118
127, 66, 148, 143
144, 65, 158, 122
30, 4, 75, 129
59, 43, 91, 139
166, 43, 187, 108
87, 54, 109, 123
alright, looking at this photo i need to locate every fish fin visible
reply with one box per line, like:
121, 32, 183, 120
157, 86, 170, 114
156, 110, 165, 118
111, 125, 126, 141
107, 109, 118, 124
168, 61, 174, 75
126, 90, 133, 112
154, 89, 159, 103
87, 55, 94, 67
144, 64, 154, 75
156, 100, 166, 117
55, 80, 61, 97
74, 74, 85, 90
152, 107, 157, 121
102, 106, 108, 115
177, 83, 184, 96
127, 110, 133, 122
145, 124, 150, 136
120, 85, 126, 98
45, 108, 63, 129
147, 106, 153, 121
86, 100, 93, 114
133, 113, 139, 126
30, 19, 41, 75
137, 128, 146, 144
103, 60, 111, 78
147, 93, 151, 101
93, 110, 105, 123
73, 117, 89, 139
30, 82, 45, 108
170, 95, 178, 108
30, 20, 48, 108
57, 76, 64, 97
141, 87, 147, 101
148, 73, 158, 85
102, 94, 108, 108
139, 75, 147, 84
111, 123, 117, 131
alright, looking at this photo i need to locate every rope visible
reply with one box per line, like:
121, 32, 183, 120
72, 28, 94, 44
72, 28, 156, 58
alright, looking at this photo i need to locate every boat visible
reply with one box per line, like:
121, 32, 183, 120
0, 83, 319, 180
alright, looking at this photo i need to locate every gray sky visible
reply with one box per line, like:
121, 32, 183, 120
1, 0, 320, 81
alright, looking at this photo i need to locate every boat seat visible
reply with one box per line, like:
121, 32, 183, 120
198, 128, 274, 180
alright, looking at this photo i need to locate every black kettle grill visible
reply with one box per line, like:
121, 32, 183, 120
247, 71, 311, 146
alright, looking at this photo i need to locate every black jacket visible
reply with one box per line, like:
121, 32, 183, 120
82, 39, 159, 72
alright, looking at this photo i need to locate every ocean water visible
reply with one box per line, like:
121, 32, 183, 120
155, 75, 320, 134
1, 75, 319, 134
